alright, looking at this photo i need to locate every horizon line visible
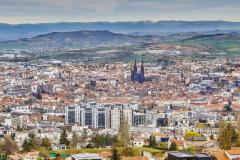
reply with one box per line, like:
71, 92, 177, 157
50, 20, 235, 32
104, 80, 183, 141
1, 19, 240, 25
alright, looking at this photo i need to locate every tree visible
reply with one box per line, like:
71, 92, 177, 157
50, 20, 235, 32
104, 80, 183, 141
22, 133, 41, 151
117, 119, 129, 147
105, 133, 111, 146
91, 134, 104, 148
42, 137, 51, 149
223, 102, 233, 115
159, 142, 168, 150
236, 114, 240, 146
71, 132, 78, 148
111, 147, 120, 160
210, 134, 214, 140
59, 128, 70, 146
236, 115, 240, 146
106, 134, 117, 146
122, 147, 134, 156
29, 133, 35, 140
232, 125, 238, 143
186, 146, 196, 154
29, 133, 41, 148
0, 136, 18, 155
38, 148, 50, 159
22, 138, 35, 152
0, 153, 8, 160
169, 142, 177, 151
22, 139, 29, 152
218, 121, 237, 149
91, 134, 117, 148
148, 134, 157, 147
184, 131, 201, 139
218, 120, 227, 149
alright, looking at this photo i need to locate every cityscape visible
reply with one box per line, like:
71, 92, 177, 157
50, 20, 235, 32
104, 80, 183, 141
0, 0, 240, 160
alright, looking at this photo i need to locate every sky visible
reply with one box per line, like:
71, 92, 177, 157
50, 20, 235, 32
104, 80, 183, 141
0, 0, 240, 24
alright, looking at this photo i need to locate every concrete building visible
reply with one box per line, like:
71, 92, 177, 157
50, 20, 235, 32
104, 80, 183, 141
71, 153, 103, 160
65, 104, 110, 129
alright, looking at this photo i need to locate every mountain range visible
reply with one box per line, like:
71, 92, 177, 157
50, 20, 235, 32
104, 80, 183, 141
0, 29, 238, 63
1, 21, 240, 40
0, 30, 240, 53
0, 30, 162, 50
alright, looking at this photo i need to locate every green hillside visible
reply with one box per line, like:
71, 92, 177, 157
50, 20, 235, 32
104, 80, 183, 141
179, 33, 240, 56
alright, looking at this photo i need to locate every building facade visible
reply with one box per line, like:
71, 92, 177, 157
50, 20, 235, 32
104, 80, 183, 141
65, 103, 133, 130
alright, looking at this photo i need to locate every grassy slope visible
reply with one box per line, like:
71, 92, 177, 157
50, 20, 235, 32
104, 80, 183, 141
178, 38, 240, 56
48, 147, 165, 158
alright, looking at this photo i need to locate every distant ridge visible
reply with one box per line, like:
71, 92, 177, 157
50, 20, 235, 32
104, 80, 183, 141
1, 21, 240, 40
184, 32, 240, 41
0, 30, 161, 49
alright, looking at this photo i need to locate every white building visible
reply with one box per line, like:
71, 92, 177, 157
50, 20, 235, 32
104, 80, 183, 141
65, 104, 110, 129
65, 102, 133, 130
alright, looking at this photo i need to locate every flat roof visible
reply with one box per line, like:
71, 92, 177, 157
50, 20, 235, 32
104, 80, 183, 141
168, 152, 194, 158
195, 154, 211, 158
71, 153, 103, 159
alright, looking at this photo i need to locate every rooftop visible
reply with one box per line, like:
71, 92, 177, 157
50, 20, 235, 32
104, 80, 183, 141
168, 152, 194, 158
71, 153, 103, 159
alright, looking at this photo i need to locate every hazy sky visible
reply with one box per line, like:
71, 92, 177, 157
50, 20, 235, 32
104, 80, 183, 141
0, 0, 240, 24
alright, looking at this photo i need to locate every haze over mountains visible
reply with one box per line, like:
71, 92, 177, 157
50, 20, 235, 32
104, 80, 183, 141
0, 30, 161, 49
1, 21, 240, 41
0, 20, 240, 61
0, 28, 239, 59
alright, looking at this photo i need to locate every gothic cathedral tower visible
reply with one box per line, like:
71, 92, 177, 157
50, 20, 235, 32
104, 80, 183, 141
131, 59, 145, 83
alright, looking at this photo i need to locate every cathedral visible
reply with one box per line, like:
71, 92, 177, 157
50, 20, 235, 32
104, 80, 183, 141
131, 59, 145, 83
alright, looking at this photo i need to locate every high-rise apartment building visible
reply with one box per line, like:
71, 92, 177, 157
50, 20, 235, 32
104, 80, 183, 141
65, 103, 133, 130
65, 104, 111, 129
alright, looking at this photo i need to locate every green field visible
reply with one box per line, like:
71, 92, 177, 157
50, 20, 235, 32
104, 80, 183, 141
179, 38, 240, 56
46, 147, 165, 158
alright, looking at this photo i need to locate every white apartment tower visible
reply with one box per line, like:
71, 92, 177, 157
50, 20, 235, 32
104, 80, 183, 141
65, 105, 110, 129
110, 107, 132, 130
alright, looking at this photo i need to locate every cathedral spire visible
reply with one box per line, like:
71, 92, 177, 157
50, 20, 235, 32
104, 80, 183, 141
140, 59, 145, 83
133, 58, 137, 72
131, 59, 145, 84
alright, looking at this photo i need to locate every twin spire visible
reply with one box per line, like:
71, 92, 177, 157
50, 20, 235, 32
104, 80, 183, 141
131, 59, 145, 83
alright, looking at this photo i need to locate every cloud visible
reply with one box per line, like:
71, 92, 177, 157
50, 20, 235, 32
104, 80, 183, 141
0, 0, 239, 23
0, 0, 122, 12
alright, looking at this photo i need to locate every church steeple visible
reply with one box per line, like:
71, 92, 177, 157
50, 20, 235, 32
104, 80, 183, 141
134, 59, 137, 72
141, 59, 144, 71
131, 59, 145, 84
140, 59, 145, 83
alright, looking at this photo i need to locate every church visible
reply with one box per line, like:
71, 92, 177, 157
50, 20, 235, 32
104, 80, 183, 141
131, 59, 145, 83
